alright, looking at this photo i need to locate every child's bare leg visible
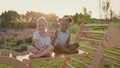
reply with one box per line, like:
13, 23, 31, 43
68, 43, 79, 51
43, 51, 52, 57
55, 44, 73, 54
30, 45, 54, 58
27, 46, 39, 54
53, 48, 62, 55
35, 45, 49, 55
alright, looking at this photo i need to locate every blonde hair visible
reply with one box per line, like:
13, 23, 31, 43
36, 16, 48, 28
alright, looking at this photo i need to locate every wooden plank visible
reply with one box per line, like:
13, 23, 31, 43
103, 22, 120, 48
84, 24, 109, 27
90, 46, 105, 68
103, 59, 120, 66
70, 57, 90, 68
106, 50, 120, 56
80, 44, 120, 56
74, 23, 91, 43
67, 63, 75, 68
0, 56, 28, 68
16, 50, 88, 62
81, 31, 106, 34
80, 44, 120, 57
80, 44, 97, 51
104, 54, 120, 61
62, 57, 71, 68
0, 49, 23, 58
79, 37, 102, 43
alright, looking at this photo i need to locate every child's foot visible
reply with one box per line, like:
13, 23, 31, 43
37, 50, 42, 54
80, 52, 89, 58
78, 50, 89, 58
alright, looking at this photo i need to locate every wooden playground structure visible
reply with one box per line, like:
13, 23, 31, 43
0, 22, 120, 68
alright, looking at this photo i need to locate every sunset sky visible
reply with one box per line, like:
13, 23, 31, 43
0, 0, 120, 18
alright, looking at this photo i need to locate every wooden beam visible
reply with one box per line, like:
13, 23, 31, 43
103, 59, 120, 66
67, 63, 75, 68
84, 24, 109, 27
0, 56, 28, 68
70, 57, 90, 68
103, 22, 120, 48
81, 31, 106, 34
90, 46, 105, 68
79, 37, 102, 43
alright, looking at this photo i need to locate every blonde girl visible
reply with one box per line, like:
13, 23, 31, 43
27, 16, 54, 59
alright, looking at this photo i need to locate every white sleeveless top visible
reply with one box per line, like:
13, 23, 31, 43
33, 31, 50, 47
54, 30, 70, 46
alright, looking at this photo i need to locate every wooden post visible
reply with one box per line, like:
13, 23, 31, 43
74, 23, 84, 43
90, 22, 120, 68
90, 45, 105, 68
103, 22, 120, 48
62, 57, 70, 68
74, 23, 97, 48
74, 23, 90, 42
0, 56, 28, 68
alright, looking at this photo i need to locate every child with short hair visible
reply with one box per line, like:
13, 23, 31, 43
28, 16, 54, 59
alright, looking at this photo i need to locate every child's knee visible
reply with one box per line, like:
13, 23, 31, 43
55, 43, 61, 47
27, 46, 34, 51
50, 45, 54, 51
74, 43, 79, 47
48, 46, 54, 51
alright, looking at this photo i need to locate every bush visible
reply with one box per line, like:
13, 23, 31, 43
12, 46, 21, 52
15, 39, 24, 45
25, 37, 32, 43
0, 37, 5, 45
20, 45, 27, 51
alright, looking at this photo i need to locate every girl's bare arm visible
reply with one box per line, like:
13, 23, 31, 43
65, 34, 70, 47
51, 30, 58, 45
33, 39, 43, 51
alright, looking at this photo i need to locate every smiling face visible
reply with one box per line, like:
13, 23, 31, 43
37, 22, 47, 31
36, 17, 48, 32
58, 17, 72, 32
60, 20, 70, 32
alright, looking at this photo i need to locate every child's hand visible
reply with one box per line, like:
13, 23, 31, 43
44, 45, 49, 48
42, 45, 49, 50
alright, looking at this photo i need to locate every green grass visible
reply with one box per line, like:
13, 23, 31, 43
31, 58, 63, 68
0, 64, 13, 68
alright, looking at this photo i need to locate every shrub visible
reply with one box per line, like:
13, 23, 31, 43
25, 37, 32, 43
15, 39, 24, 45
20, 45, 27, 51
0, 37, 5, 45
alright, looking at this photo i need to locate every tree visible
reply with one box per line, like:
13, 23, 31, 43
0, 10, 20, 28
109, 9, 114, 21
102, 0, 110, 23
45, 13, 58, 22
72, 7, 92, 24
83, 7, 87, 15
24, 11, 42, 23
72, 13, 79, 23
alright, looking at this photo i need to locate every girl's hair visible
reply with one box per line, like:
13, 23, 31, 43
57, 17, 72, 24
36, 16, 48, 27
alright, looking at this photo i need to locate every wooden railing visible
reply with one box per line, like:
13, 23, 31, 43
65, 22, 120, 68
